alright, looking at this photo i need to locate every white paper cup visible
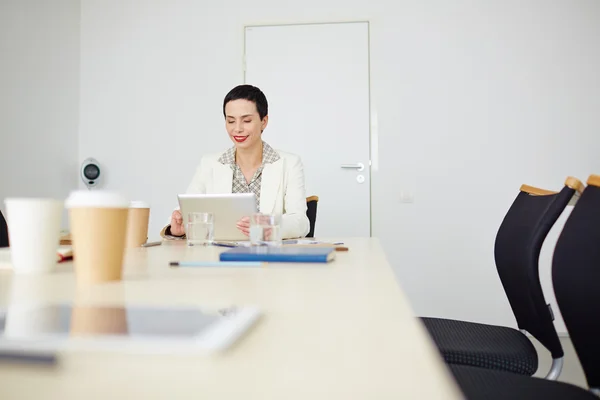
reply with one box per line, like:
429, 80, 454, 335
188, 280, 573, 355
4, 198, 63, 274
66, 191, 129, 285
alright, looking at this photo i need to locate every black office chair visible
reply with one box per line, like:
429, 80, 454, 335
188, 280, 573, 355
449, 175, 600, 399
0, 210, 8, 248
306, 196, 318, 238
422, 177, 583, 378
450, 363, 596, 399
552, 174, 600, 395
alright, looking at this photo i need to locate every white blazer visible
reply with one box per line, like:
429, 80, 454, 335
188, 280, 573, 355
176, 149, 310, 239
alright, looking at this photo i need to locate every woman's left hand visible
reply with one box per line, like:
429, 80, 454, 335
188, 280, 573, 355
236, 216, 250, 236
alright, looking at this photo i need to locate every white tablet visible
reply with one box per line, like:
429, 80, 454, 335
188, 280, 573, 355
178, 193, 257, 241
0, 303, 261, 354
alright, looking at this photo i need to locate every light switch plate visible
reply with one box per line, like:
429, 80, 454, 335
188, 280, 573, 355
399, 191, 414, 203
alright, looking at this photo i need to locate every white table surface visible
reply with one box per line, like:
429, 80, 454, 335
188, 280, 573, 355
0, 238, 462, 399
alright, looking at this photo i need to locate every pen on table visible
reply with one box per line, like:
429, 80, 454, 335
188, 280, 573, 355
142, 241, 162, 248
282, 240, 345, 245
0, 350, 58, 366
169, 261, 263, 268
211, 242, 238, 248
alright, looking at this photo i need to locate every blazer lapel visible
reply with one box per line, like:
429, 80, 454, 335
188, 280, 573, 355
212, 163, 233, 194
260, 160, 283, 213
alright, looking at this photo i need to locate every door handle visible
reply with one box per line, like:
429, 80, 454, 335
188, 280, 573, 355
340, 162, 365, 172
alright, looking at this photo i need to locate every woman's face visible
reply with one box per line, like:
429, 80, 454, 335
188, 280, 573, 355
224, 99, 268, 150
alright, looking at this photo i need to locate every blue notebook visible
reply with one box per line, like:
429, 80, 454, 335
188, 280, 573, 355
219, 246, 336, 263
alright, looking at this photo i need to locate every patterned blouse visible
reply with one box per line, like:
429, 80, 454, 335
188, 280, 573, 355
217, 141, 281, 210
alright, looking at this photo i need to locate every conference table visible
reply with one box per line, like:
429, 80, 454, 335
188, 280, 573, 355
0, 238, 463, 399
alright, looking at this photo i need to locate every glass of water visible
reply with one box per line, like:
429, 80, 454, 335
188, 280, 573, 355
186, 212, 214, 246
249, 213, 282, 247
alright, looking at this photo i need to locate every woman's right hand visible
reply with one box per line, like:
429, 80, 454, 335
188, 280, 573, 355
170, 210, 185, 236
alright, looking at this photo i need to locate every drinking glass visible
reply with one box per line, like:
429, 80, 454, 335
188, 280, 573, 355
249, 213, 282, 247
187, 212, 214, 246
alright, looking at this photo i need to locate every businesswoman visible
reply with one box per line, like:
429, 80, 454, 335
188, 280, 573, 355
161, 84, 310, 239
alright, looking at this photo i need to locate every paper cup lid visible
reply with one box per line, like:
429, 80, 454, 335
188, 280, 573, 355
129, 201, 150, 209
4, 197, 63, 205
65, 191, 129, 209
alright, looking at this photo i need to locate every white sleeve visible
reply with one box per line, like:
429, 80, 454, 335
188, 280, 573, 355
280, 155, 310, 239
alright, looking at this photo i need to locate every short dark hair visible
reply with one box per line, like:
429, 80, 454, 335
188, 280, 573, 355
223, 84, 268, 120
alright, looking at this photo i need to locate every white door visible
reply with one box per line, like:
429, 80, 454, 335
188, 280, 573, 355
245, 22, 371, 237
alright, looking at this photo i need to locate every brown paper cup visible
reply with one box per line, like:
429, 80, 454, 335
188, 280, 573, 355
125, 201, 150, 248
66, 191, 129, 285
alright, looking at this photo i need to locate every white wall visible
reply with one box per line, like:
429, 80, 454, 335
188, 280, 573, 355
79, 0, 600, 332
0, 0, 80, 226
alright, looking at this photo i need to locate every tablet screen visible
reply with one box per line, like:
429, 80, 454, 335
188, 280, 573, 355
0, 304, 224, 339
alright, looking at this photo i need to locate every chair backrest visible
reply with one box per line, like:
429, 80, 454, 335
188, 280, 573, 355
494, 177, 583, 359
0, 210, 8, 248
552, 175, 600, 391
306, 196, 318, 238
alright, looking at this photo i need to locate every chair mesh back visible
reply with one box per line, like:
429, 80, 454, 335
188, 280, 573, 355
494, 185, 575, 359
553, 184, 600, 389
0, 211, 8, 248
306, 200, 318, 238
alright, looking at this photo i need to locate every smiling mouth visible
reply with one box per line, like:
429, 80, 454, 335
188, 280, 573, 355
233, 136, 248, 143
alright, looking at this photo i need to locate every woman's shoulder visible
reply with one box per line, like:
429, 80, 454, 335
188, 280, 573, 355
271, 150, 304, 178
272, 148, 302, 164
